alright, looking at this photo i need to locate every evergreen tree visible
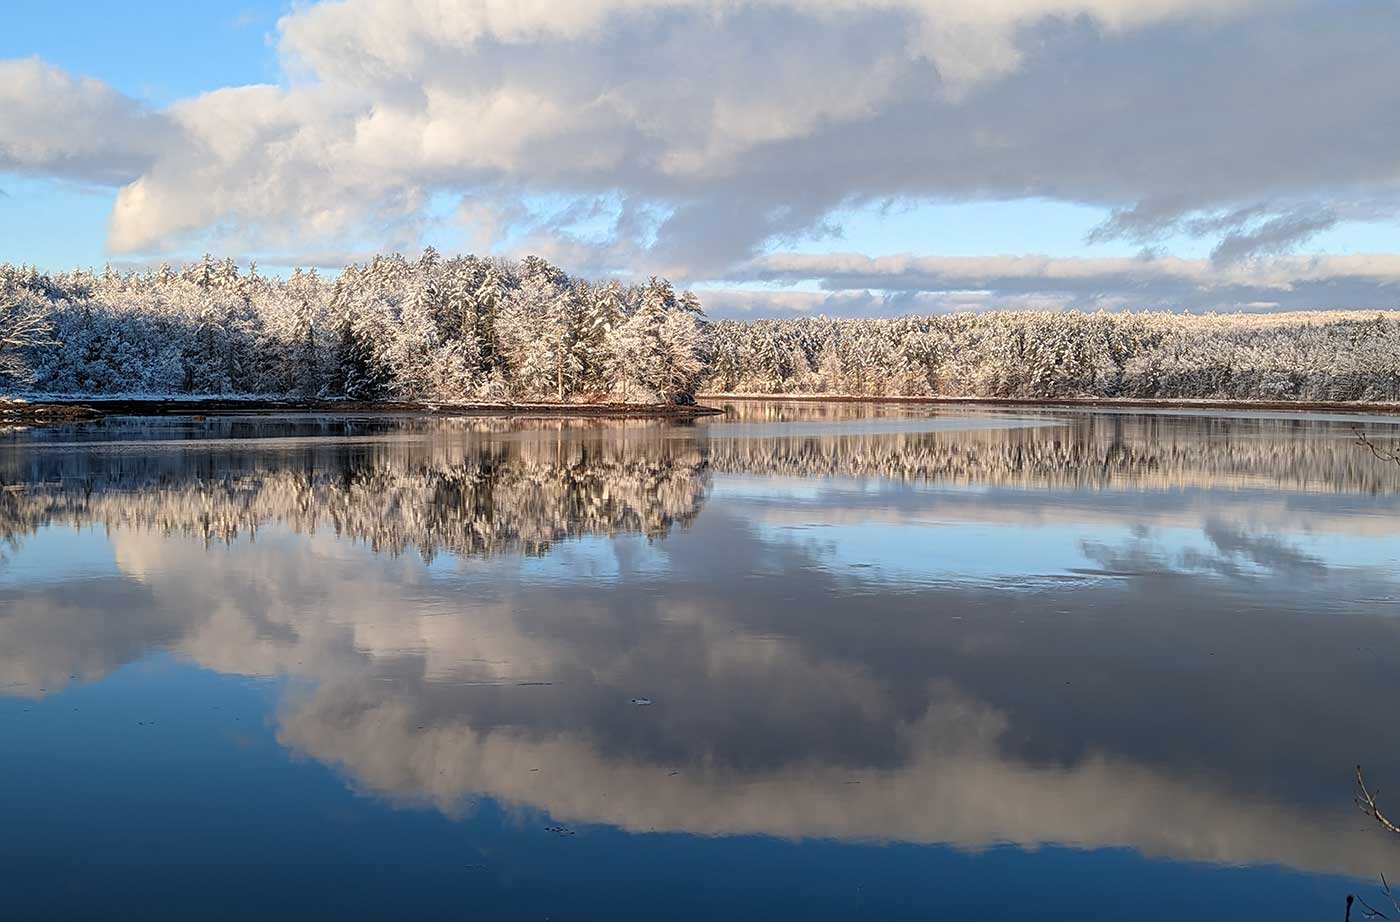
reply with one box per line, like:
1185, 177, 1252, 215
473, 265, 505, 377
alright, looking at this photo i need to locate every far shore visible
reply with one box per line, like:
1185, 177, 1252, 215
8, 393, 1400, 426
698, 393, 1400, 416
0, 397, 723, 424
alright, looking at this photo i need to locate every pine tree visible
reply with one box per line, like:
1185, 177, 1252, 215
473, 265, 505, 377
290, 275, 321, 397
583, 281, 627, 392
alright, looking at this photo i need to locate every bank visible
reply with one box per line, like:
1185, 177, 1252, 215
698, 393, 1400, 416
1, 397, 723, 424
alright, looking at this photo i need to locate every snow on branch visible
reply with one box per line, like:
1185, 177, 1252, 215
0, 253, 706, 405
7, 252, 1400, 404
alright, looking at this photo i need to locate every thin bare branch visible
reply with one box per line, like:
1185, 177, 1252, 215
1356, 429, 1400, 465
1356, 892, 1391, 919
1357, 765, 1400, 835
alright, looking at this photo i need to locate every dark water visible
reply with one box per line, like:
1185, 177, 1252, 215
4, 401, 1400, 920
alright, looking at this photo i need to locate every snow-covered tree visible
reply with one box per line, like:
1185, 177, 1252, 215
8, 255, 1400, 406
0, 285, 52, 385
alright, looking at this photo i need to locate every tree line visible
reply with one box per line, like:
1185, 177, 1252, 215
0, 251, 705, 404
5, 251, 1400, 404
706, 311, 1400, 402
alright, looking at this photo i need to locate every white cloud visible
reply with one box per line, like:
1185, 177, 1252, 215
5, 0, 1400, 310
711, 251, 1400, 315
0, 57, 173, 185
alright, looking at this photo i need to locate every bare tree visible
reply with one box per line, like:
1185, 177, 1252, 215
0, 289, 52, 385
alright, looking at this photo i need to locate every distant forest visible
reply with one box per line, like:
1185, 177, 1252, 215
4, 252, 1400, 404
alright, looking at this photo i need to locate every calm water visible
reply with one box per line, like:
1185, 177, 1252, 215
4, 401, 1400, 920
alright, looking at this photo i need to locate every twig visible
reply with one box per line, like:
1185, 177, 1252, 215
1357, 888, 1398, 920
1357, 765, 1400, 836
1354, 767, 1400, 918
1356, 429, 1400, 465
1356, 892, 1389, 919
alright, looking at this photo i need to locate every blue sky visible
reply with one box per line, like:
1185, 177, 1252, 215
4, 0, 1400, 315
0, 0, 284, 269
1, 1, 283, 102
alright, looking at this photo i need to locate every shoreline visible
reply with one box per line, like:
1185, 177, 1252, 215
8, 393, 1400, 425
1, 397, 723, 424
698, 393, 1400, 416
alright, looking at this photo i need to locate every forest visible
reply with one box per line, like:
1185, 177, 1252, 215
4, 251, 1400, 404
0, 252, 705, 405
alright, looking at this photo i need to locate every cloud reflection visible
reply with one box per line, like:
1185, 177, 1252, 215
3, 407, 1400, 881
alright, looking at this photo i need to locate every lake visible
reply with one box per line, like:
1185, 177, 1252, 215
3, 400, 1400, 920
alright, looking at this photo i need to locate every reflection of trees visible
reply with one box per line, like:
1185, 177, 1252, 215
706, 408, 1400, 493
3, 410, 1400, 562
6, 410, 1400, 884
0, 421, 708, 559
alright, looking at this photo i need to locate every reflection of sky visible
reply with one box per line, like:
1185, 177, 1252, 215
754, 516, 1126, 583
701, 414, 1066, 439
0, 526, 118, 585
0, 659, 1356, 921
4, 508, 1398, 920
749, 511, 1400, 585
711, 473, 830, 502
7, 408, 1400, 919
439, 533, 674, 584
718, 475, 1400, 588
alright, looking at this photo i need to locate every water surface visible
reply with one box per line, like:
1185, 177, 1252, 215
4, 401, 1400, 920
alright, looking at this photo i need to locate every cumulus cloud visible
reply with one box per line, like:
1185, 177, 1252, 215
0, 57, 173, 185
5, 0, 1400, 309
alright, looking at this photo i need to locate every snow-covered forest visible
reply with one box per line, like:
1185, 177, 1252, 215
0, 252, 705, 404
706, 311, 1400, 402
4, 252, 1400, 404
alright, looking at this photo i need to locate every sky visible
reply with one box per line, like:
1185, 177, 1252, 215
3, 0, 1400, 317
